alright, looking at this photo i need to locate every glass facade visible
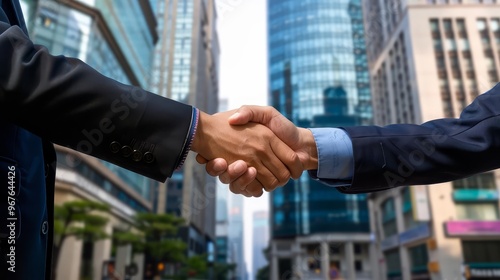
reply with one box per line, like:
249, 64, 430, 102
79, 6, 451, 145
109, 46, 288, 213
76, 0, 155, 88
22, 0, 157, 203
268, 0, 371, 237
150, 0, 193, 101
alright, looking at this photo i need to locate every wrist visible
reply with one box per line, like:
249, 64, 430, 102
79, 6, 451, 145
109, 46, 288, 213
191, 111, 209, 153
298, 128, 318, 170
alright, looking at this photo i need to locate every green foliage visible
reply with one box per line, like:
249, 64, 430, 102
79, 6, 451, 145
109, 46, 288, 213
214, 262, 237, 280
120, 213, 187, 262
52, 200, 110, 280
173, 255, 209, 280
54, 200, 110, 243
256, 265, 270, 280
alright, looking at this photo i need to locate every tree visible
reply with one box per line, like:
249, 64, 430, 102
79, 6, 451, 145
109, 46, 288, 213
256, 265, 270, 280
174, 254, 208, 280
214, 262, 237, 280
52, 200, 110, 280
113, 213, 188, 279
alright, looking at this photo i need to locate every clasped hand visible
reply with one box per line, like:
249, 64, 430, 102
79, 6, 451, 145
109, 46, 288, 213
191, 106, 318, 197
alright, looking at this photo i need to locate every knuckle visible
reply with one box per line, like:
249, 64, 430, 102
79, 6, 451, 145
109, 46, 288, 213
219, 174, 230, 184
278, 170, 291, 184
268, 178, 279, 190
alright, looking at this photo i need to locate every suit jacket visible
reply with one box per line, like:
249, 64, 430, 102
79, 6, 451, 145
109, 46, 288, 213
337, 83, 500, 194
0, 1, 194, 279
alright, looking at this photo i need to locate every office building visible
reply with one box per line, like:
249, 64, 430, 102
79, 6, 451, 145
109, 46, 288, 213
228, 193, 248, 280
149, 0, 220, 265
267, 0, 374, 279
363, 1, 500, 279
252, 211, 270, 280
20, 0, 158, 279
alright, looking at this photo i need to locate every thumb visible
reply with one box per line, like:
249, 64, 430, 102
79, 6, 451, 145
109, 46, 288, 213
228, 105, 275, 126
228, 106, 254, 125
195, 154, 209, 164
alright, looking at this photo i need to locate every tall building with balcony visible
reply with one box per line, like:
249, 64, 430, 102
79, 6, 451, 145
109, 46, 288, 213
149, 0, 220, 264
267, 1, 374, 279
363, 1, 500, 279
20, 0, 158, 279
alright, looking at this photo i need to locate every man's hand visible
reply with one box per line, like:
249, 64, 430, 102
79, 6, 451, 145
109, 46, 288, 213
191, 110, 303, 197
197, 106, 318, 194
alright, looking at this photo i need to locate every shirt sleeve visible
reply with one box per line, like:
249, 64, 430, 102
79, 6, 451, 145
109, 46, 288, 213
175, 107, 200, 170
307, 127, 354, 187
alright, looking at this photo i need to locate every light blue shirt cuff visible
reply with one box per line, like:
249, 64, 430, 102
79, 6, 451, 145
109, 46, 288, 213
307, 128, 354, 186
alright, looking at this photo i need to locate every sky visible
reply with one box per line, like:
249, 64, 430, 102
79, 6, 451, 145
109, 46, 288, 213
215, 0, 269, 277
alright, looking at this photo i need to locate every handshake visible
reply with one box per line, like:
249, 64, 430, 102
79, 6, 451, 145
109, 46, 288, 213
190, 105, 319, 198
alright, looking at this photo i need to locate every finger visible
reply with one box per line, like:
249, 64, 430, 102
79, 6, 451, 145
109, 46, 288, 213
269, 137, 303, 179
257, 139, 300, 186
229, 167, 257, 192
205, 158, 228, 177
244, 179, 264, 197
228, 105, 276, 126
229, 183, 249, 197
219, 160, 248, 185
254, 163, 281, 192
196, 154, 209, 164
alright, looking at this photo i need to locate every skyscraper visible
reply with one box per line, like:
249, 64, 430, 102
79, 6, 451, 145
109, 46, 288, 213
20, 0, 158, 279
267, 1, 374, 279
228, 194, 248, 280
149, 0, 220, 262
363, 1, 500, 280
252, 211, 270, 280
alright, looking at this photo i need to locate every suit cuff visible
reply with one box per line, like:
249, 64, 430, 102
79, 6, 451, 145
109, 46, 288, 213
307, 128, 354, 187
175, 107, 199, 170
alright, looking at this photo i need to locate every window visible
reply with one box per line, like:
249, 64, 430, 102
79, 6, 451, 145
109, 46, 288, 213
477, 19, 487, 31
354, 244, 363, 255
382, 198, 398, 237
462, 241, 500, 263
385, 249, 402, 276
456, 203, 499, 220
453, 173, 496, 190
402, 187, 419, 230
409, 244, 429, 273
355, 260, 363, 272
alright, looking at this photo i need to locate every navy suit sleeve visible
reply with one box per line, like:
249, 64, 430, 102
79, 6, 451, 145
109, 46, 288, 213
335, 83, 500, 194
0, 23, 193, 182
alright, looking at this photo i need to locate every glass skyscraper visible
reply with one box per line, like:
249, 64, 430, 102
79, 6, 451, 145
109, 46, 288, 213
268, 1, 374, 279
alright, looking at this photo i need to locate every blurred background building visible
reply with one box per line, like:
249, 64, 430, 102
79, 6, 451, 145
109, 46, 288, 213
228, 193, 249, 280
252, 211, 269, 280
363, 0, 500, 280
149, 0, 220, 271
267, 0, 374, 279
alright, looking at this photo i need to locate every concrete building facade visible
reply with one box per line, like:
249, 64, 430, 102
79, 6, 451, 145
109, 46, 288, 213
363, 1, 500, 279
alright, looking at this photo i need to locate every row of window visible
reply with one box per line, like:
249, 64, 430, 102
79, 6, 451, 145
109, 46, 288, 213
56, 151, 149, 213
431, 18, 482, 117
380, 173, 499, 240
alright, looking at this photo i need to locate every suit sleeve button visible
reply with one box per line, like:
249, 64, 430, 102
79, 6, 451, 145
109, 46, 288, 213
121, 146, 133, 158
144, 152, 155, 163
110, 141, 121, 153
131, 150, 143, 162
41, 221, 49, 235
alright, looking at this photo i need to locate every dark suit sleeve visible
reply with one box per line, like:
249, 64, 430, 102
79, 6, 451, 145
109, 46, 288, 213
0, 23, 193, 182
335, 83, 500, 194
